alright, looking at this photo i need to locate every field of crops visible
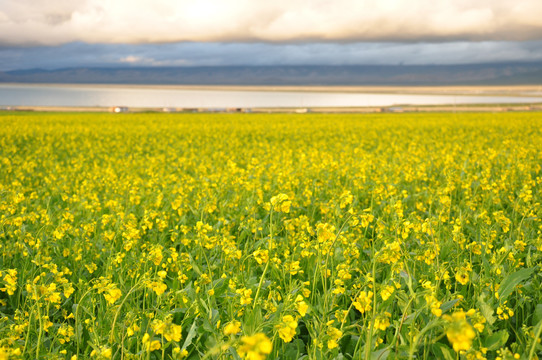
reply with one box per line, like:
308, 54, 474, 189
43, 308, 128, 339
0, 111, 541, 360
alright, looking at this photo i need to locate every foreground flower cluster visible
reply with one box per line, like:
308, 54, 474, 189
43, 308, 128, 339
0, 112, 541, 359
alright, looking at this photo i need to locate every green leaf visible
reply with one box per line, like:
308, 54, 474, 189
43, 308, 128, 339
440, 299, 460, 314
201, 318, 214, 333
478, 294, 496, 326
432, 343, 455, 360
283, 339, 306, 360
182, 321, 198, 351
370, 347, 390, 360
498, 267, 535, 301
534, 304, 542, 326
484, 330, 509, 351
395, 290, 409, 309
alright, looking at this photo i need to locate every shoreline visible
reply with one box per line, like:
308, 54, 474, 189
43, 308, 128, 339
1, 83, 542, 97
2, 103, 542, 114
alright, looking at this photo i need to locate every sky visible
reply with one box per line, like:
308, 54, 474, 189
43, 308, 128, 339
1, 0, 542, 71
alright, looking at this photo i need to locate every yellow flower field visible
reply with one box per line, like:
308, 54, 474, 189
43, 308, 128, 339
0, 111, 541, 359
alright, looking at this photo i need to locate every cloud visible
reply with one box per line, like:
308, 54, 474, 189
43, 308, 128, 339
0, 0, 541, 46
1, 41, 542, 71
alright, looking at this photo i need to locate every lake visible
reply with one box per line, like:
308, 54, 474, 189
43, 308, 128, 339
1, 84, 542, 109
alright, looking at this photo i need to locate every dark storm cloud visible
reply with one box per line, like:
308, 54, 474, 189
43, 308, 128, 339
1, 41, 542, 72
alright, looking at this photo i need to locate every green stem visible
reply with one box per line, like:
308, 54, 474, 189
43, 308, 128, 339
528, 319, 542, 360
35, 301, 43, 360
253, 209, 273, 310
364, 259, 377, 360
110, 282, 142, 343
408, 319, 440, 359
75, 286, 94, 356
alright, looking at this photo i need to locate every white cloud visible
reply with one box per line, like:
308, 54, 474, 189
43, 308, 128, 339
1, 0, 541, 45
119, 55, 145, 63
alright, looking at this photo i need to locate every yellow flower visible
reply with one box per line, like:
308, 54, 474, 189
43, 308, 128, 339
103, 287, 122, 304
43, 318, 53, 332
127, 323, 140, 337
237, 333, 272, 360
270, 193, 291, 213
327, 326, 343, 349
443, 311, 476, 352
353, 291, 373, 314
374, 312, 391, 331
455, 269, 469, 285
153, 317, 183, 342
44, 283, 62, 304
1, 269, 17, 295
142, 333, 162, 351
103, 230, 115, 241
496, 302, 514, 320
295, 300, 309, 317
380, 285, 395, 301
90, 346, 112, 359
237, 288, 253, 305
467, 309, 486, 332
277, 315, 298, 343
172, 347, 189, 359
253, 249, 269, 264
339, 191, 354, 209
148, 246, 164, 266
224, 320, 241, 335
284, 261, 301, 276
147, 280, 167, 296
335, 309, 348, 323
425, 294, 443, 317
85, 263, 97, 274
57, 324, 75, 344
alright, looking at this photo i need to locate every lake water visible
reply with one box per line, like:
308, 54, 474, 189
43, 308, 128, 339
1, 84, 541, 109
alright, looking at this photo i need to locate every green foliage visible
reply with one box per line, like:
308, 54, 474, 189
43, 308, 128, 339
0, 111, 541, 360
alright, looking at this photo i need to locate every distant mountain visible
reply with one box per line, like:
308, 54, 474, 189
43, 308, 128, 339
1, 63, 542, 85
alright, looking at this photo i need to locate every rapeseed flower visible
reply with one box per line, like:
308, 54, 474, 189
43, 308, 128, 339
277, 315, 297, 343
224, 320, 241, 335
253, 249, 269, 264
353, 291, 373, 314
2, 112, 541, 359
1, 269, 17, 295
142, 333, 161, 351
90, 346, 112, 359
295, 295, 309, 317
374, 312, 391, 331
147, 280, 167, 296
270, 193, 291, 213
455, 268, 470, 285
152, 317, 183, 342
237, 288, 253, 305
237, 333, 272, 360
327, 325, 343, 349
443, 311, 476, 352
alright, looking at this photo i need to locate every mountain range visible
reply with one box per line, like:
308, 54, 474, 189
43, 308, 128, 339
1, 62, 542, 86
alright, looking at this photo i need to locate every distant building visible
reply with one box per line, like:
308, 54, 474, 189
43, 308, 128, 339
203, 108, 227, 113
383, 107, 404, 113
110, 106, 129, 113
